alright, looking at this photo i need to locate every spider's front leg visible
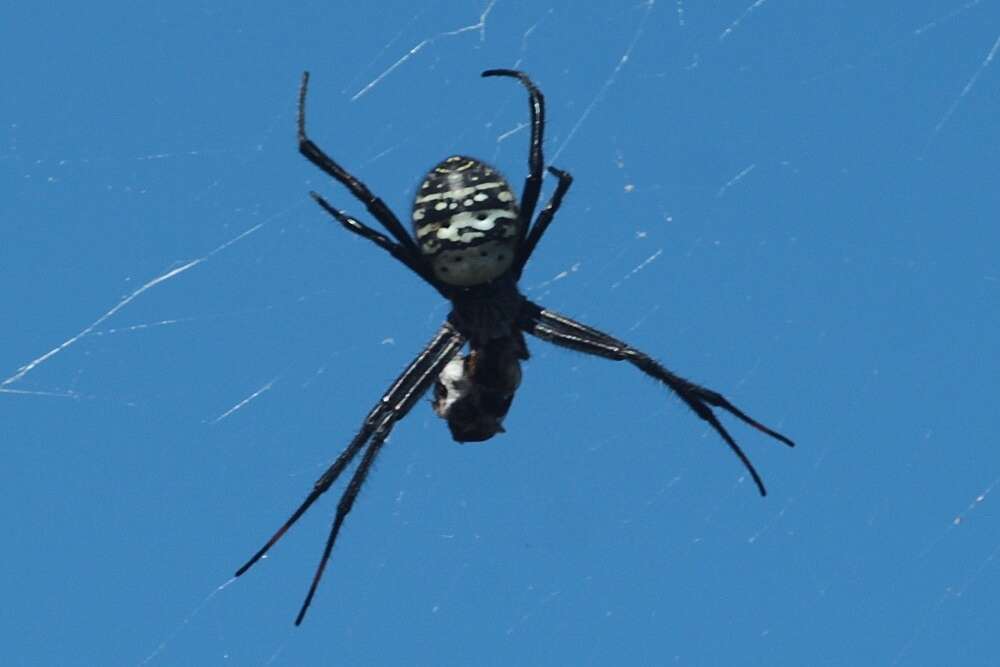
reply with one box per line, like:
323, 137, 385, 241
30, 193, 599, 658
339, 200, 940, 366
234, 322, 465, 624
521, 304, 794, 496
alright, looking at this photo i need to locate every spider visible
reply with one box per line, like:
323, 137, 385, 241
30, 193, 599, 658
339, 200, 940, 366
235, 70, 795, 625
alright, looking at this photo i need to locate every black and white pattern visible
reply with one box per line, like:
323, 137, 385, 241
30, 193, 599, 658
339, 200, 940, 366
412, 155, 521, 286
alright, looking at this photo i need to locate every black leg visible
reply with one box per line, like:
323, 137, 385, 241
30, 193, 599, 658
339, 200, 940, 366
309, 192, 446, 297
235, 322, 465, 623
481, 69, 546, 227
514, 166, 573, 278
522, 305, 794, 496
294, 411, 393, 625
297, 71, 420, 256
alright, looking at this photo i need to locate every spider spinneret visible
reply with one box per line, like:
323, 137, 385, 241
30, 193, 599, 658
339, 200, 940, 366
235, 68, 795, 626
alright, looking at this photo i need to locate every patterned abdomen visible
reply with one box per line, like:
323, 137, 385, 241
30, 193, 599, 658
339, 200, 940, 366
412, 155, 521, 287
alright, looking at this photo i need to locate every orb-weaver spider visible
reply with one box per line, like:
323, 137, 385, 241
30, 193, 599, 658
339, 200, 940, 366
235, 70, 795, 625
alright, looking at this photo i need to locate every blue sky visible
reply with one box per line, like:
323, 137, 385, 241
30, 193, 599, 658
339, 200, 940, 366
3, 1, 999, 665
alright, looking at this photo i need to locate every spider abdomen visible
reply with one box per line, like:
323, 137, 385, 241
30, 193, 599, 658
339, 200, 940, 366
412, 155, 521, 287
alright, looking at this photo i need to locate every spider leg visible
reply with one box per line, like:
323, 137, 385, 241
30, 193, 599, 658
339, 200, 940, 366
481, 69, 546, 228
521, 304, 794, 496
234, 323, 465, 619
513, 166, 573, 279
295, 410, 394, 625
297, 71, 420, 256
309, 192, 446, 297
294, 328, 464, 625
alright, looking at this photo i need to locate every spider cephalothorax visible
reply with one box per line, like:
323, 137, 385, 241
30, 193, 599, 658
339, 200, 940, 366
235, 69, 795, 626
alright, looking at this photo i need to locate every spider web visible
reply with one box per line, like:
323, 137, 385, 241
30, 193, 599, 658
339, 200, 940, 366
3, 1, 1000, 664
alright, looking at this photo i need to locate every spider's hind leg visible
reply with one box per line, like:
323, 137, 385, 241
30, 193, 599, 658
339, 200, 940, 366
297, 72, 418, 255
481, 69, 546, 223
513, 166, 573, 279
309, 193, 446, 296
296, 73, 446, 296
